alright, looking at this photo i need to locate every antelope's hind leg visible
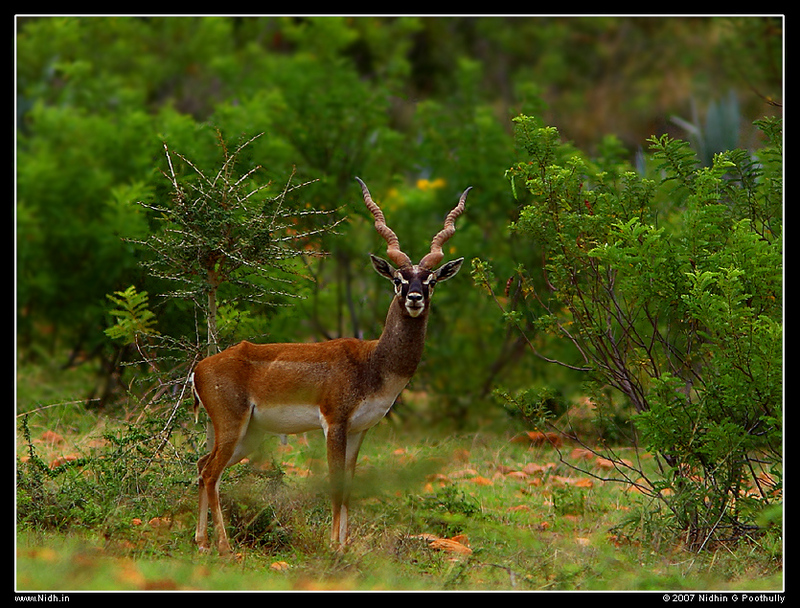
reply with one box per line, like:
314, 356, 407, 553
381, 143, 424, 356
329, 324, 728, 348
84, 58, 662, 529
195, 402, 256, 555
195, 452, 212, 551
196, 439, 241, 555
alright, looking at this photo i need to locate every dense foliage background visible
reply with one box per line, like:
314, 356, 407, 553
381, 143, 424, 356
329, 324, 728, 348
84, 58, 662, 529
16, 16, 781, 417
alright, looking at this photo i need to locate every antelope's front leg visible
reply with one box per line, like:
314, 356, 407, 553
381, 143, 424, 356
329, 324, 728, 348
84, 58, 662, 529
325, 425, 365, 545
340, 430, 365, 543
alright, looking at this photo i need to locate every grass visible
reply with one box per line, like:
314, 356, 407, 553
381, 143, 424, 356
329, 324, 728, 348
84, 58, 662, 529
15, 356, 783, 592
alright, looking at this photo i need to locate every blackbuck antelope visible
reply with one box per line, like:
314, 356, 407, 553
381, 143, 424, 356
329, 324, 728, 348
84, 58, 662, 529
191, 177, 470, 554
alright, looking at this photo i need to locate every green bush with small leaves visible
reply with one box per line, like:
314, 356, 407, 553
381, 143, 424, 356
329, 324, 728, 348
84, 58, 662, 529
475, 115, 782, 549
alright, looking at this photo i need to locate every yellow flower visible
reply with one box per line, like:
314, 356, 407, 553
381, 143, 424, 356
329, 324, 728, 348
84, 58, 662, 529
416, 178, 446, 191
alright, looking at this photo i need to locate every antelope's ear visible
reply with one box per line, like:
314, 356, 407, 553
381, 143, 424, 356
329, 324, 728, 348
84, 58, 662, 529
434, 257, 464, 282
370, 254, 396, 281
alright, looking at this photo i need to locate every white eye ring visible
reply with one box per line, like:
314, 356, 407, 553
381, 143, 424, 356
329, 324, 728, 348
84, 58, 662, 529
392, 275, 407, 294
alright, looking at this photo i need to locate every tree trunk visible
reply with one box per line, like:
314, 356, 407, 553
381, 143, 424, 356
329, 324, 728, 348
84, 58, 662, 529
207, 269, 221, 357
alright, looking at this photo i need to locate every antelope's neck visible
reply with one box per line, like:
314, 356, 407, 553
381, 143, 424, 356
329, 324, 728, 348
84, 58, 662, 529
372, 297, 428, 380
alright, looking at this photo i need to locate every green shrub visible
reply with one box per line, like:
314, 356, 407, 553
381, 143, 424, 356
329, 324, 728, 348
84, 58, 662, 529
17, 410, 199, 550
475, 115, 782, 550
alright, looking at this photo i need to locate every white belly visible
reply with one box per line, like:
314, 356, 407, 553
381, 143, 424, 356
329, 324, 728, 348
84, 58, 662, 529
250, 403, 323, 435
247, 375, 408, 436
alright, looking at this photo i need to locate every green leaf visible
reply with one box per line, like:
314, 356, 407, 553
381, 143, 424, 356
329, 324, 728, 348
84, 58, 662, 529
105, 285, 159, 343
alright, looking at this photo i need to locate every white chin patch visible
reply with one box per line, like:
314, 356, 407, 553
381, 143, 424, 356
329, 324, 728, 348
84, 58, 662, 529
406, 304, 424, 317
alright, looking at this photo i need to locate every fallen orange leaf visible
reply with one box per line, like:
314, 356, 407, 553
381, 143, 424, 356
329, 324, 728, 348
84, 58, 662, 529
511, 431, 562, 448
148, 517, 171, 528
522, 462, 554, 475
429, 538, 472, 555
505, 471, 528, 480
411, 533, 472, 555
40, 430, 64, 445
49, 454, 79, 469
570, 448, 594, 461
551, 475, 594, 488
595, 457, 615, 470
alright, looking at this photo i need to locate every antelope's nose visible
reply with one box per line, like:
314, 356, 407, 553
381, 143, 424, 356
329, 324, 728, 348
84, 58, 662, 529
407, 292, 423, 303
